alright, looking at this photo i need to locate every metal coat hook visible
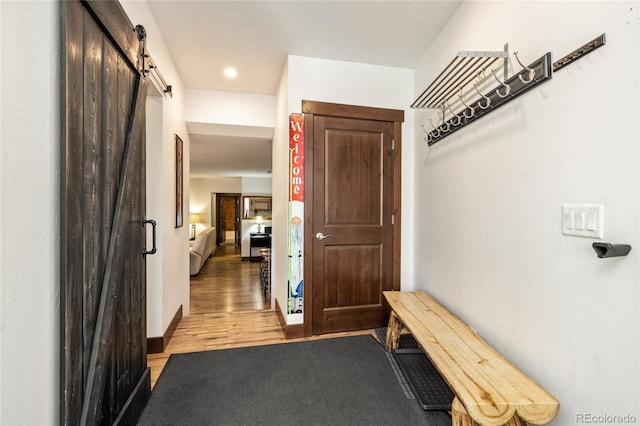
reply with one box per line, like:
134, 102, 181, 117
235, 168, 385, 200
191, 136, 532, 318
458, 89, 475, 119
474, 83, 491, 110
514, 51, 536, 83
428, 118, 441, 138
490, 68, 511, 98
438, 109, 450, 132
421, 124, 433, 143
445, 101, 462, 126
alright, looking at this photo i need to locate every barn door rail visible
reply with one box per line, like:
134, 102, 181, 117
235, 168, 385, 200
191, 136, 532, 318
135, 24, 173, 97
415, 34, 606, 146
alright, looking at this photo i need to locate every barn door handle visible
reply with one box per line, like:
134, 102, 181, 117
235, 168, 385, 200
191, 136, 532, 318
143, 219, 157, 256
315, 232, 333, 241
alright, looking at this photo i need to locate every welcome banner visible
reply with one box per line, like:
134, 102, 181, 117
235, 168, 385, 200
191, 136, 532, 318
288, 113, 304, 323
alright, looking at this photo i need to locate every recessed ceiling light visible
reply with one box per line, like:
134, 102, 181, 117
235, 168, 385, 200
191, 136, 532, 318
224, 67, 237, 79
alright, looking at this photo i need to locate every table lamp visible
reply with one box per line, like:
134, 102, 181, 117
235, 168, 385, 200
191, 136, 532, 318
189, 213, 203, 239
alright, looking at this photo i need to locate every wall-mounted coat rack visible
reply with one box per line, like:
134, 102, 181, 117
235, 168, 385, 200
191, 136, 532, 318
415, 34, 606, 146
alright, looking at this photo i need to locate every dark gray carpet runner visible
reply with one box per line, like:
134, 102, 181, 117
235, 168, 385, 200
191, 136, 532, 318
138, 335, 451, 425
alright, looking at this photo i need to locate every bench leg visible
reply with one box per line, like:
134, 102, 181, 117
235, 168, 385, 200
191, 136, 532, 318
384, 310, 402, 351
451, 397, 479, 426
451, 397, 525, 426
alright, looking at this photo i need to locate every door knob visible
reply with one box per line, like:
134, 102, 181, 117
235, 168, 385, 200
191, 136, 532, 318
315, 232, 333, 241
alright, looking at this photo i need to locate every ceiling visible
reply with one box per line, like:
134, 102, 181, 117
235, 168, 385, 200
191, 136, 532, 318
146, 0, 462, 178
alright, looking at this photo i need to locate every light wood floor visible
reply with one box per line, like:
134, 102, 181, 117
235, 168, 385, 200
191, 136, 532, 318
148, 245, 375, 387
189, 244, 269, 314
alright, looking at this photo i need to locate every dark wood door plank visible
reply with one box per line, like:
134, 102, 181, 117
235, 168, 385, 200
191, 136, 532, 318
61, 1, 85, 421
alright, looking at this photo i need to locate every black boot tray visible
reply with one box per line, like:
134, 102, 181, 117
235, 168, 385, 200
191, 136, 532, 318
393, 349, 455, 410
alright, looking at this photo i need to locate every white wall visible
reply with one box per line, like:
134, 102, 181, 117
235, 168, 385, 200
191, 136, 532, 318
146, 94, 164, 339
413, 2, 639, 424
273, 55, 416, 321
185, 89, 275, 128
273, 60, 291, 315
0, 1, 59, 424
242, 177, 272, 194
121, 0, 191, 333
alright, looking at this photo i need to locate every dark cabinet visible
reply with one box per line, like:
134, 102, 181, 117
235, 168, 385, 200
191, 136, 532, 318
249, 233, 271, 261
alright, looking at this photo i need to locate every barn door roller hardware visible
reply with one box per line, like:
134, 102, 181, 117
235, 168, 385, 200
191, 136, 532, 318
135, 24, 173, 97
415, 34, 606, 146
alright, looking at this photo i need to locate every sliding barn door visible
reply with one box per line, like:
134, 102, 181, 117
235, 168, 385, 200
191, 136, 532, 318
61, 1, 150, 424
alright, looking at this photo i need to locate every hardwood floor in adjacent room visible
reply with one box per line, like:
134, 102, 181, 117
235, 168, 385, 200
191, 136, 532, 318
189, 244, 269, 314
147, 244, 375, 387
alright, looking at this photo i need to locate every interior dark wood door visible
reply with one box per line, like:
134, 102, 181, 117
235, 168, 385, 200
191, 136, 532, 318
311, 115, 395, 334
61, 1, 150, 424
217, 194, 240, 245
222, 196, 237, 242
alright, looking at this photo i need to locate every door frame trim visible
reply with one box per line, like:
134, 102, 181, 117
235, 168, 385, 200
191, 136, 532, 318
301, 100, 404, 337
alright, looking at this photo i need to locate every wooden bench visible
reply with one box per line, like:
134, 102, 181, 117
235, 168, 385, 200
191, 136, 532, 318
383, 291, 559, 426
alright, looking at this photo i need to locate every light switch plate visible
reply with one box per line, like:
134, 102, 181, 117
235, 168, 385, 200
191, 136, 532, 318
562, 204, 604, 239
